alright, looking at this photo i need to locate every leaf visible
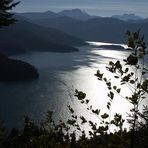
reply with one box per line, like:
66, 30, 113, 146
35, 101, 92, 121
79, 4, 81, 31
125, 68, 129, 73
107, 105, 110, 110
121, 82, 125, 85
77, 127, 81, 131
92, 109, 100, 115
103, 78, 107, 82
75, 90, 86, 100
142, 79, 148, 91
101, 113, 109, 119
113, 86, 117, 90
107, 102, 111, 106
72, 115, 77, 119
115, 61, 122, 69
89, 121, 93, 126
67, 119, 76, 125
90, 105, 92, 110
116, 88, 121, 93
106, 82, 111, 86
67, 105, 74, 114
108, 91, 114, 100
130, 80, 135, 84
126, 54, 138, 65
109, 61, 114, 65
141, 97, 146, 99
80, 116, 87, 124
86, 99, 90, 104
108, 86, 112, 90
89, 131, 93, 136
95, 70, 104, 80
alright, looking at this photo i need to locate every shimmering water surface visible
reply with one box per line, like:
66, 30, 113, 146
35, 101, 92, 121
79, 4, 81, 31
0, 42, 147, 130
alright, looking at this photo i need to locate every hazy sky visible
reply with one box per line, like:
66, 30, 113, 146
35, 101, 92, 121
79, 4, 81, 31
14, 0, 148, 17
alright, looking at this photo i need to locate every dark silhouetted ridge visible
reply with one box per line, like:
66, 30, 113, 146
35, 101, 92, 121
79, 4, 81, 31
0, 52, 39, 81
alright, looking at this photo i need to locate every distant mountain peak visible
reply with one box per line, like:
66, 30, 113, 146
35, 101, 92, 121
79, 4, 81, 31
59, 8, 87, 14
58, 9, 91, 21
112, 13, 143, 21
44, 10, 56, 14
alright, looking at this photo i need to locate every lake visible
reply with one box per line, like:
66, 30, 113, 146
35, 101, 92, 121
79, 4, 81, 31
0, 42, 147, 131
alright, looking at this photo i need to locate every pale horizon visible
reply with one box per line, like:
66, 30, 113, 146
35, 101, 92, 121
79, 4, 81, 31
14, 0, 148, 18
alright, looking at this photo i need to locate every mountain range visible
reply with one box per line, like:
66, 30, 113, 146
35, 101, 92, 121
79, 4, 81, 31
18, 9, 147, 22
16, 9, 148, 44
0, 15, 87, 55
18, 9, 96, 21
1, 9, 148, 56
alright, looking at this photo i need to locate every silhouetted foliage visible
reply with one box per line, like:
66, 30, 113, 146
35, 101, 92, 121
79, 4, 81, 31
0, 0, 20, 26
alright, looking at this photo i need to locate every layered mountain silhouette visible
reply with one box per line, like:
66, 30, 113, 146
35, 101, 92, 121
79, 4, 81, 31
32, 17, 148, 43
18, 10, 59, 20
0, 15, 87, 55
112, 14, 144, 21
17, 9, 148, 44
18, 9, 97, 21
2, 9, 148, 56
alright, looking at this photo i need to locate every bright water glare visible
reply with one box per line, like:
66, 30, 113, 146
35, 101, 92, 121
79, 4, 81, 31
0, 42, 147, 133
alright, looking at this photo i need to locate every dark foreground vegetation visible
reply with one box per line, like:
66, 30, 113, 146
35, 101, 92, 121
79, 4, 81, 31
0, 30, 148, 148
0, 114, 147, 148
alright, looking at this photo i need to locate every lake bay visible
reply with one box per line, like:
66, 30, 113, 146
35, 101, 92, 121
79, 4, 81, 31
0, 42, 146, 131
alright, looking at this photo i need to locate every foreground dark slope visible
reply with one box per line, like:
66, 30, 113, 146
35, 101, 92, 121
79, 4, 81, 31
0, 17, 86, 54
34, 17, 148, 44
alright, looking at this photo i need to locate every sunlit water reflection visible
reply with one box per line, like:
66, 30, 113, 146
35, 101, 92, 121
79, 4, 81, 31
0, 42, 147, 133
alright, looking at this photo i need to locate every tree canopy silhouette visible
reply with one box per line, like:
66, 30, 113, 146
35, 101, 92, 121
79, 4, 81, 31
0, 0, 19, 26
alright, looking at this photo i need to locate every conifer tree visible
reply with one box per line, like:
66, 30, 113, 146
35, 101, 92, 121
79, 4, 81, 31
0, 0, 19, 26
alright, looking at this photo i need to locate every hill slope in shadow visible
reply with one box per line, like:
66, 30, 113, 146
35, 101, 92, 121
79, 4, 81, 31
0, 16, 86, 55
